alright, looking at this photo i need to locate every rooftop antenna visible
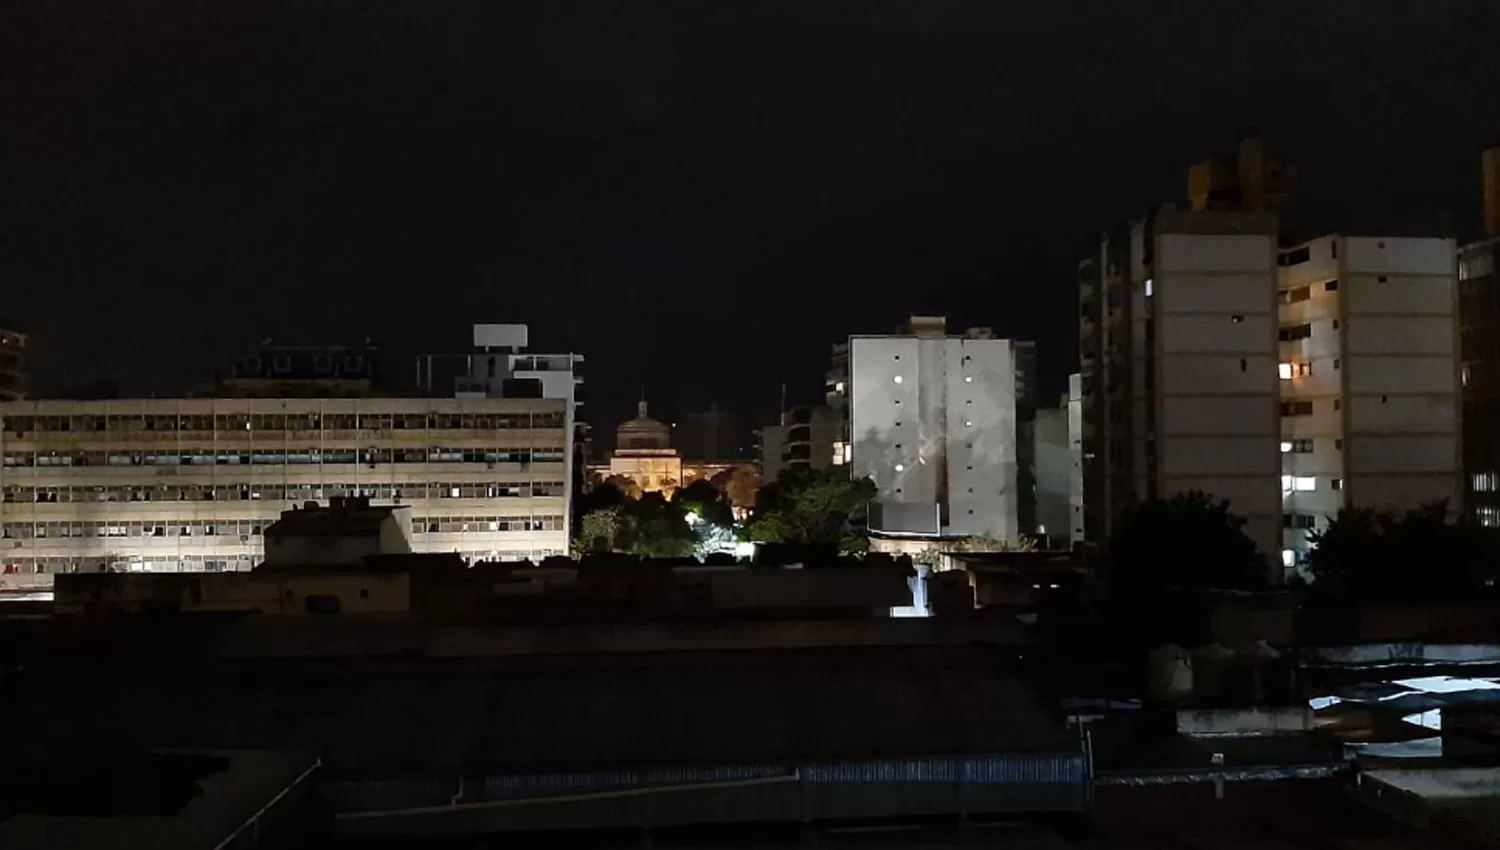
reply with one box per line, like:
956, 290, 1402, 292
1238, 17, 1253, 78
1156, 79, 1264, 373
779, 382, 787, 426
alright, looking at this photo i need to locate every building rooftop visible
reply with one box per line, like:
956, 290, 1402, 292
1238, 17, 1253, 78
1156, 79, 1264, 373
262, 497, 399, 539
0, 748, 320, 850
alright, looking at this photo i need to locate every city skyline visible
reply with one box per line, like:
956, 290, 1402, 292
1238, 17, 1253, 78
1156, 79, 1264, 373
5, 2, 1500, 431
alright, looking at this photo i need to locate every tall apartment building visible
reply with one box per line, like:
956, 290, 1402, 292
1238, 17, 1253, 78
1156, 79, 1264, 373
1067, 373, 1084, 547
0, 324, 28, 402
421, 323, 585, 542
849, 317, 1035, 543
1461, 146, 1500, 526
757, 404, 843, 484
1079, 209, 1283, 564
1277, 235, 1461, 567
0, 397, 569, 589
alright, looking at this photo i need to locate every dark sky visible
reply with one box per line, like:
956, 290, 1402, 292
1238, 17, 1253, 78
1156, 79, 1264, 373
4, 1, 1500, 433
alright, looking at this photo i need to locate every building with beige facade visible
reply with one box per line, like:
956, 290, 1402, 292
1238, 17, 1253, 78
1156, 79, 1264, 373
0, 397, 568, 589
1278, 234, 1461, 570
604, 400, 682, 495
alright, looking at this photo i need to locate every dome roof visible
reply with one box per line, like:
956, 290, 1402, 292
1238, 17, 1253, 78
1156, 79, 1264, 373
617, 400, 671, 449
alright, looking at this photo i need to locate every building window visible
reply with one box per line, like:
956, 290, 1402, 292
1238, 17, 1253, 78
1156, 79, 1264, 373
1278, 324, 1313, 342
1282, 514, 1317, 530
1281, 475, 1316, 492
1474, 472, 1498, 493
1280, 286, 1312, 305
1278, 361, 1311, 380
1280, 401, 1313, 417
1330, 478, 1343, 490
1279, 246, 1311, 266
1280, 439, 1313, 454
1479, 506, 1500, 528
1324, 280, 1339, 292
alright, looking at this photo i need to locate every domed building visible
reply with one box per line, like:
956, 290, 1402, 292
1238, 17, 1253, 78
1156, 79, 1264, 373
607, 399, 682, 494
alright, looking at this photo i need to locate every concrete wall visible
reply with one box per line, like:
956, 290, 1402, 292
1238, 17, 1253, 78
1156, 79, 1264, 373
851, 336, 1020, 540
53, 571, 413, 615
1067, 374, 1083, 546
1154, 231, 1281, 564
1033, 405, 1070, 543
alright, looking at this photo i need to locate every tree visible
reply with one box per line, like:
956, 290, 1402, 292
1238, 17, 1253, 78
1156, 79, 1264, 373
742, 468, 877, 551
575, 492, 697, 559
621, 492, 696, 558
710, 465, 759, 508
603, 474, 642, 500
1105, 491, 1267, 595
673, 478, 734, 527
1306, 500, 1494, 602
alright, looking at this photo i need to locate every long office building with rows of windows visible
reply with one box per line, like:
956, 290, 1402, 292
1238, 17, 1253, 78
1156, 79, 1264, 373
0, 397, 568, 588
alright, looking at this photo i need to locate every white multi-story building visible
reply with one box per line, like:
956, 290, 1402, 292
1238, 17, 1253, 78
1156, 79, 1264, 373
849, 317, 1035, 543
1080, 210, 1284, 565
1067, 373, 1083, 547
0, 397, 569, 589
1277, 235, 1461, 570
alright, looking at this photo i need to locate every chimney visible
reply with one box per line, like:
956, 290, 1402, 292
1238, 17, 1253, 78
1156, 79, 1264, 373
1484, 145, 1500, 237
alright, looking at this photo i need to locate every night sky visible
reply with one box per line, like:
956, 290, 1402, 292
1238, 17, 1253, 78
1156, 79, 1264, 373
5, 1, 1500, 434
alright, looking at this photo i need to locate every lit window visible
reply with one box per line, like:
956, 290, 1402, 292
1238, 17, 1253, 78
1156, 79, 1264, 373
964, 376, 973, 383
842, 443, 852, 464
894, 463, 904, 472
964, 420, 973, 427
835, 381, 845, 393
1479, 506, 1500, 528
1282, 549, 1296, 568
1474, 472, 1498, 493
893, 375, 903, 384
1293, 476, 1316, 492
1278, 363, 1292, 380
1280, 441, 1293, 453
1145, 278, 1153, 297
1279, 361, 1312, 380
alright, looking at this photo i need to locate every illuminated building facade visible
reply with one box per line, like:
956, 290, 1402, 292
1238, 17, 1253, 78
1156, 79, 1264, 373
849, 316, 1036, 543
1278, 234, 1461, 569
0, 397, 568, 589
607, 400, 682, 495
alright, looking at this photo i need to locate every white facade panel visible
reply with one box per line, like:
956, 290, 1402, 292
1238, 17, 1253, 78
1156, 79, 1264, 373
1162, 355, 1277, 396
1160, 314, 1274, 354
1344, 317, 1455, 356
1344, 237, 1455, 275
1345, 357, 1456, 395
1348, 395, 1458, 434
1160, 436, 1281, 477
1158, 275, 1280, 314
1161, 397, 1277, 436
1158, 234, 1275, 273
1348, 435, 1458, 474
1345, 277, 1456, 315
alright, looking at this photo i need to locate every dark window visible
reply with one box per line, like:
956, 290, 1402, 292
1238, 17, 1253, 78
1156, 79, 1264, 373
1280, 401, 1313, 417
1279, 246, 1311, 266
1281, 286, 1312, 304
1324, 280, 1339, 292
1279, 324, 1313, 341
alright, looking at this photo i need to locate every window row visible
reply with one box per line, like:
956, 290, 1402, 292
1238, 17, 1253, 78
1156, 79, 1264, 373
1, 480, 567, 504
1281, 474, 1344, 493
1, 448, 565, 468
2, 513, 568, 540
413, 515, 566, 534
1, 412, 566, 434
3, 519, 268, 540
1, 555, 258, 576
